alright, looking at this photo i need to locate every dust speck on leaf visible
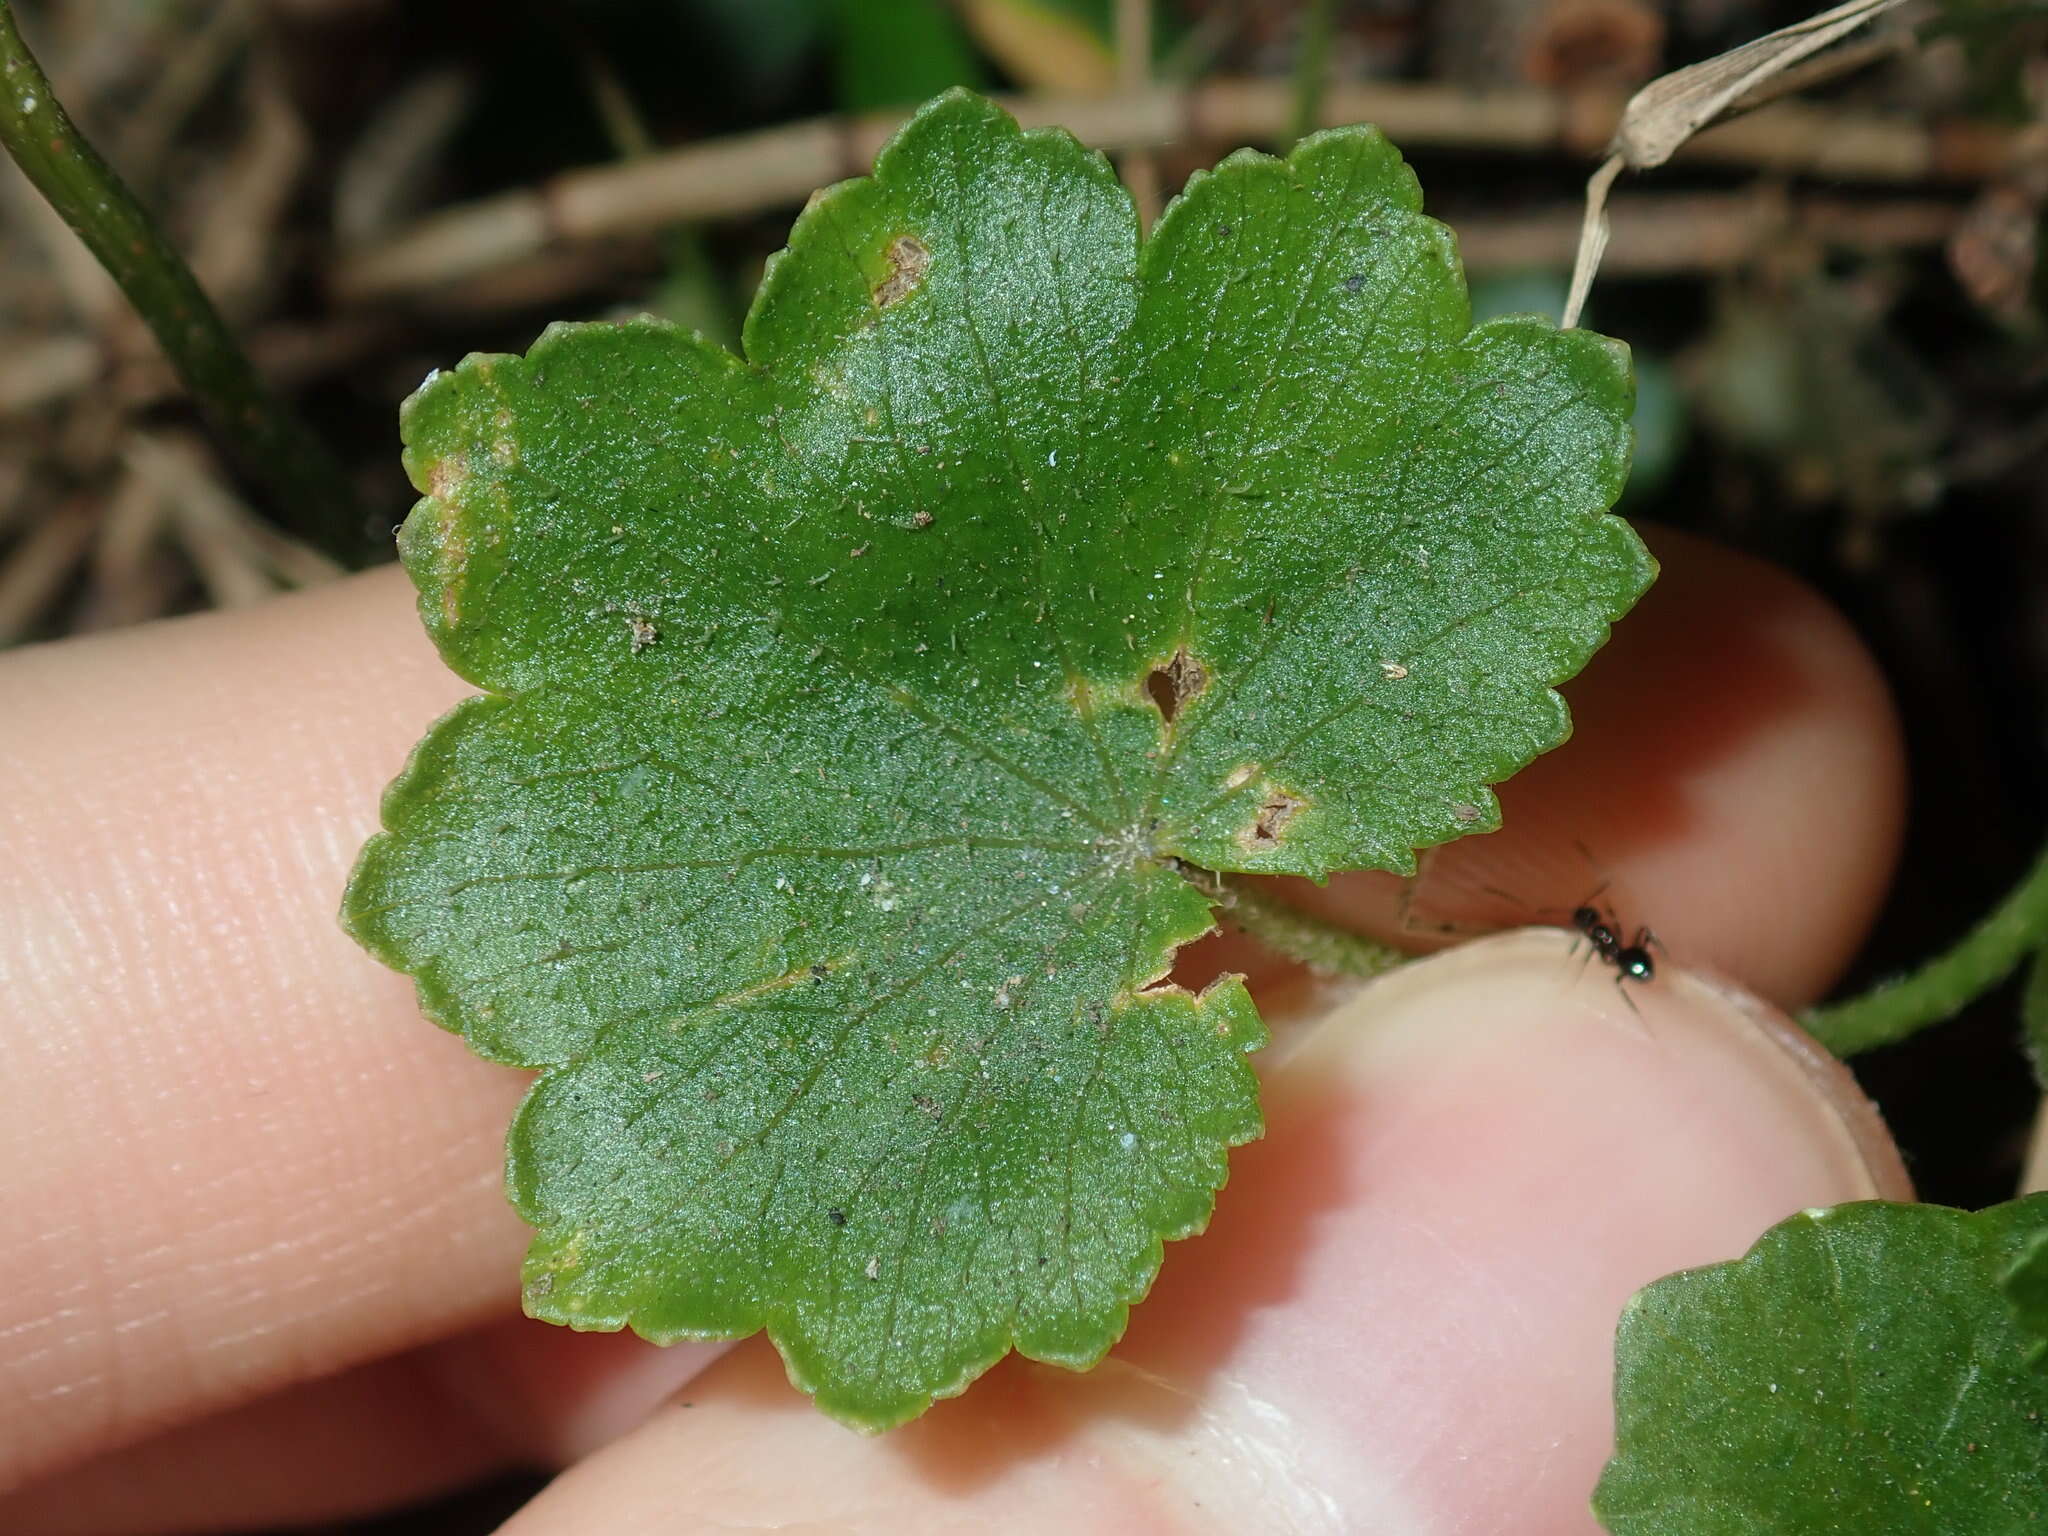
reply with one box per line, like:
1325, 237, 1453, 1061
873, 235, 931, 308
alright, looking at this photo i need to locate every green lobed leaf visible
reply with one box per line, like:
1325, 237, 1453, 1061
344, 89, 1649, 1429
1596, 1197, 2048, 1533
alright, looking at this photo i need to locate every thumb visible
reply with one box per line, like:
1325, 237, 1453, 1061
495, 931, 1907, 1534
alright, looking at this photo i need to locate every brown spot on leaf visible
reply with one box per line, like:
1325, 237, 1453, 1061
873, 235, 931, 308
1145, 646, 1208, 724
426, 455, 463, 503
1243, 790, 1304, 850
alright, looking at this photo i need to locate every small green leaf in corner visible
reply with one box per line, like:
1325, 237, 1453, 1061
1596, 1197, 2048, 1533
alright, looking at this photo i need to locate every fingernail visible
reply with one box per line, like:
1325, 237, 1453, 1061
1263, 927, 1909, 1206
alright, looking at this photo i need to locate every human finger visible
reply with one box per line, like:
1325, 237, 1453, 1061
0, 522, 1899, 1505
0, 569, 730, 1497
0, 1317, 733, 1535
494, 933, 1908, 1533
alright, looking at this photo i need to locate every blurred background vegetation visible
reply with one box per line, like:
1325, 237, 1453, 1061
3, 0, 2047, 1526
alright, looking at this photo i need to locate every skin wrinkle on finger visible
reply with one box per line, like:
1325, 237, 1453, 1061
498, 933, 1905, 1536
0, 570, 535, 1493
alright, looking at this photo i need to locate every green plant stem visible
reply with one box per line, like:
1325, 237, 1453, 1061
0, 2, 362, 561
1803, 835, 2048, 1056
1217, 874, 1409, 979
1287, 0, 1337, 147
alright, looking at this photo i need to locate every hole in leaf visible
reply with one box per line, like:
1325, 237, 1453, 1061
1145, 646, 1208, 724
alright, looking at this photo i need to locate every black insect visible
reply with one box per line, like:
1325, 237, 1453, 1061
1570, 899, 1658, 993
1414, 842, 1666, 1010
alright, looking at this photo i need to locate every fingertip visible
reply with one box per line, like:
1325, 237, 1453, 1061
491, 936, 1904, 1533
